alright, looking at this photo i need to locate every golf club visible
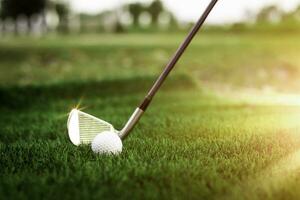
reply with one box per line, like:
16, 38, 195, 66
67, 0, 218, 145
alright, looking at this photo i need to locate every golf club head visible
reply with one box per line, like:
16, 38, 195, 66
67, 109, 116, 145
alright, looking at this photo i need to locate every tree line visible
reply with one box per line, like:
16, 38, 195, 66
0, 0, 70, 34
0, 0, 171, 34
230, 5, 300, 33
1, 0, 300, 35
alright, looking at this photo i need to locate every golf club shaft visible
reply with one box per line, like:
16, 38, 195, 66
139, 0, 218, 111
119, 0, 218, 139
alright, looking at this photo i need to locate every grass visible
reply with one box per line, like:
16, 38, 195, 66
1, 33, 300, 200
1, 33, 300, 91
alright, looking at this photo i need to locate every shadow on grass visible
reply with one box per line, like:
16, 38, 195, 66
0, 74, 197, 110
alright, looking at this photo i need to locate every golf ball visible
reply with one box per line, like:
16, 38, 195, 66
91, 131, 122, 155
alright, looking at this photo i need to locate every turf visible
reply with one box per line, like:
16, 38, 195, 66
1, 33, 300, 200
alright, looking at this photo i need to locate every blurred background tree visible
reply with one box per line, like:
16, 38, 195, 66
128, 3, 144, 27
282, 5, 300, 25
0, 0, 47, 34
148, 0, 163, 26
256, 5, 283, 24
54, 2, 69, 33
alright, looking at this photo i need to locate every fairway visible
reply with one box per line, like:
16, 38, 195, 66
1, 33, 300, 199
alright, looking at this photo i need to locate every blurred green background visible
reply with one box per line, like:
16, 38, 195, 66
1, 1, 300, 200
0, 0, 300, 92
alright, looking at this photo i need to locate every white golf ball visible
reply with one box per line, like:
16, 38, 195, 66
91, 131, 122, 155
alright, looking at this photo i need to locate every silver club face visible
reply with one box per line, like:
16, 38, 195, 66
67, 109, 116, 145
67, 108, 144, 145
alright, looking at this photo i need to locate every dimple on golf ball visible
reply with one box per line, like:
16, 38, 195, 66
91, 131, 123, 155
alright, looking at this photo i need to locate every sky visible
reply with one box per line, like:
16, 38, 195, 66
70, 0, 300, 24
